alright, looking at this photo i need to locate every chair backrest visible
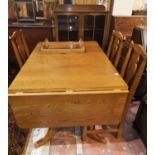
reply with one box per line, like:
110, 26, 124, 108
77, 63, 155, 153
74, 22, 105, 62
106, 30, 125, 68
120, 41, 147, 105
9, 29, 30, 69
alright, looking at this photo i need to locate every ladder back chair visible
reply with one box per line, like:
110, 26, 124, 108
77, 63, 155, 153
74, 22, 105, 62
83, 41, 147, 142
106, 30, 125, 68
117, 41, 147, 138
120, 41, 147, 107
9, 29, 30, 69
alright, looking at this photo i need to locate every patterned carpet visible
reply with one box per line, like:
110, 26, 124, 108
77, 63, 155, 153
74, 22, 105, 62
23, 103, 146, 155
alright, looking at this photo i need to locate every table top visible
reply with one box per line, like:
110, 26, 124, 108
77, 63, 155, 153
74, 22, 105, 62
9, 41, 128, 94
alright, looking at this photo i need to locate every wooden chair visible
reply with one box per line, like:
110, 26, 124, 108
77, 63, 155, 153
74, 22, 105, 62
106, 30, 125, 68
9, 29, 30, 69
120, 41, 147, 106
83, 41, 147, 142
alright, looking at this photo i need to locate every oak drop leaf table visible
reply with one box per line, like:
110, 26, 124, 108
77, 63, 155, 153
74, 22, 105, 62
9, 41, 128, 147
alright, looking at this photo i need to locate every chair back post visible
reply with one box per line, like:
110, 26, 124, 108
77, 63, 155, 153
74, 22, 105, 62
106, 30, 125, 68
114, 36, 126, 67
118, 42, 147, 138
9, 30, 30, 69
20, 29, 30, 57
9, 32, 24, 68
122, 42, 147, 112
106, 34, 114, 57
127, 57, 146, 105
120, 41, 133, 77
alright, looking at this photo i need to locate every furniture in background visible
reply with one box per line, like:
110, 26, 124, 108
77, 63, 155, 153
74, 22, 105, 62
9, 41, 128, 147
106, 30, 125, 68
131, 26, 147, 50
8, 0, 54, 20
53, 5, 110, 49
73, 0, 98, 5
9, 29, 30, 69
8, 0, 113, 20
111, 16, 147, 39
14, 0, 36, 22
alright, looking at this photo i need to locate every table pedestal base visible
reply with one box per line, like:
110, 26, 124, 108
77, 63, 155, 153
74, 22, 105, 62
34, 124, 123, 148
34, 128, 56, 148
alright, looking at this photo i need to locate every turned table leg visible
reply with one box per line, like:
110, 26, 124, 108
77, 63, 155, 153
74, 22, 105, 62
34, 128, 56, 148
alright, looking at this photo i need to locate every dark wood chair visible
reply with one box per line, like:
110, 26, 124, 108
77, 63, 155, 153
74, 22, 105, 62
9, 29, 30, 69
106, 30, 126, 68
83, 41, 147, 142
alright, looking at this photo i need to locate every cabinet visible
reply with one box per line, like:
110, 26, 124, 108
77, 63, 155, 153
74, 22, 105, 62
57, 15, 79, 41
53, 5, 110, 49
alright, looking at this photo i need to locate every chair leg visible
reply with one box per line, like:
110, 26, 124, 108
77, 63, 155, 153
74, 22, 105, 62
88, 132, 107, 144
82, 125, 95, 140
83, 125, 107, 144
117, 122, 124, 139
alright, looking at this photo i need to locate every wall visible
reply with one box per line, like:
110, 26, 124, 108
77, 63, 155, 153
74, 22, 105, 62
132, 0, 147, 10
112, 0, 147, 16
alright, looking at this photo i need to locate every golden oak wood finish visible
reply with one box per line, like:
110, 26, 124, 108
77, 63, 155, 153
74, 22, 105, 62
41, 40, 85, 53
9, 41, 128, 145
9, 41, 128, 146
9, 91, 128, 128
9, 29, 30, 69
9, 41, 127, 93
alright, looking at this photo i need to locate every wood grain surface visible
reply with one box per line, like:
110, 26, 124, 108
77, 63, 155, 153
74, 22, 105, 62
9, 41, 127, 93
9, 41, 128, 129
9, 91, 128, 128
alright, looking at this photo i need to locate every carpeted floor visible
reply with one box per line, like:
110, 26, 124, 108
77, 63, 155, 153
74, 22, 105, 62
24, 102, 146, 155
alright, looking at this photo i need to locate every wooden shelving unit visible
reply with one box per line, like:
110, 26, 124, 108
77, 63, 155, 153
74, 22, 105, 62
53, 5, 110, 49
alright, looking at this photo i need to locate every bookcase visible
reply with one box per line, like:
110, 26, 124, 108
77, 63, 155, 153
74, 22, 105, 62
53, 5, 110, 49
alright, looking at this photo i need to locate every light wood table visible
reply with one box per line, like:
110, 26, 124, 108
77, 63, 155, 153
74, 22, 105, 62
9, 41, 128, 147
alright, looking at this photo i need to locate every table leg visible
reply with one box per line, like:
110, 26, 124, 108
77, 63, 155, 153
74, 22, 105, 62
34, 128, 56, 148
